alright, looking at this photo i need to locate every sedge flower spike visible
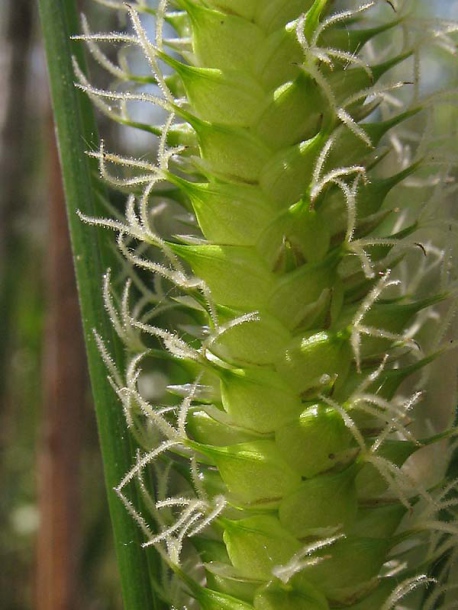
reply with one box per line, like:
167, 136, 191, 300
77, 0, 458, 608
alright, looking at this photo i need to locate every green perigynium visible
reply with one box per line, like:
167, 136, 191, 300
77, 0, 458, 608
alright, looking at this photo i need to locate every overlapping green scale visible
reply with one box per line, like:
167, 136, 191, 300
86, 0, 457, 607
152, 1, 456, 607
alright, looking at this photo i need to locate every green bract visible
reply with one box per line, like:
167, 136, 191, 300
77, 0, 458, 608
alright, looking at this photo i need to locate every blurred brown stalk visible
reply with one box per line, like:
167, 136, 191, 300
35, 116, 87, 610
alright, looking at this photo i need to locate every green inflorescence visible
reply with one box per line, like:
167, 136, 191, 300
77, 0, 458, 608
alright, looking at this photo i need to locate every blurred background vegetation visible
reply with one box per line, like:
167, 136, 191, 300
0, 1, 122, 608
0, 1, 456, 609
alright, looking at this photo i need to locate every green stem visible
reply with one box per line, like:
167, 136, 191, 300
37, 0, 164, 607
